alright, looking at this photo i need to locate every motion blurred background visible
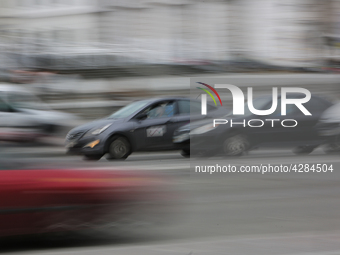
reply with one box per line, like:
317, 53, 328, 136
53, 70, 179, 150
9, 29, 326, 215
0, 0, 340, 122
1, 0, 340, 70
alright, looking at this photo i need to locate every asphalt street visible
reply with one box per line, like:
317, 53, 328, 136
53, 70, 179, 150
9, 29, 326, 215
1, 147, 340, 254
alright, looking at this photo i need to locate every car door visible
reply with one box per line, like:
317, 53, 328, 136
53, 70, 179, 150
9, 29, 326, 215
238, 96, 276, 145
160, 100, 192, 147
175, 99, 195, 127
133, 100, 178, 150
245, 97, 301, 146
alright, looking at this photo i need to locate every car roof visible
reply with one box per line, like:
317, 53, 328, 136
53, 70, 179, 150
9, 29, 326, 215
142, 97, 189, 102
136, 97, 219, 109
134, 97, 189, 105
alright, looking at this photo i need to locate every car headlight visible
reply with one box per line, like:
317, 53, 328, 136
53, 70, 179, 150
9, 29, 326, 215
85, 124, 112, 137
190, 123, 219, 135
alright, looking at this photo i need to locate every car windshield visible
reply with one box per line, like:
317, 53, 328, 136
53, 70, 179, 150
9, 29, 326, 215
108, 100, 150, 119
7, 92, 48, 110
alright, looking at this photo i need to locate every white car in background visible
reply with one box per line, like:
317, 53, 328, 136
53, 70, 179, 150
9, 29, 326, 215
0, 84, 76, 142
316, 101, 340, 153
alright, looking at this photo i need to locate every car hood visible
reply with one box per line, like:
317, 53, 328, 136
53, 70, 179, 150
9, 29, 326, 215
69, 118, 124, 134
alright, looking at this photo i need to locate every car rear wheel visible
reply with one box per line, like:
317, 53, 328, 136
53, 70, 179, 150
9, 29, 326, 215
106, 136, 131, 160
223, 134, 249, 156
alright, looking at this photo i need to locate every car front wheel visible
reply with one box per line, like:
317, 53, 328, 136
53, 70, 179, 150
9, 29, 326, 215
106, 136, 131, 160
223, 134, 249, 156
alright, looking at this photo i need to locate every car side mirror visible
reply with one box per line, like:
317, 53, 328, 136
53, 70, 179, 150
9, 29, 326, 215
135, 113, 147, 121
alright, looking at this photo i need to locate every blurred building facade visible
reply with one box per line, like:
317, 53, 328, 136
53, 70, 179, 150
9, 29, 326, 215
0, 0, 339, 72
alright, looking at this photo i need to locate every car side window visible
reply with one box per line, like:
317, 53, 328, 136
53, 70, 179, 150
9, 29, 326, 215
178, 100, 190, 115
190, 101, 202, 114
178, 100, 216, 115
144, 101, 175, 119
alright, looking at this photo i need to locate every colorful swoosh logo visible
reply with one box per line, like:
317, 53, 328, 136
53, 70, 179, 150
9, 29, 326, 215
197, 82, 223, 106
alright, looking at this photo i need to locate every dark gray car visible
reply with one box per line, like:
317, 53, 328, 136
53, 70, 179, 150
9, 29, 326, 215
66, 97, 228, 160
174, 94, 333, 157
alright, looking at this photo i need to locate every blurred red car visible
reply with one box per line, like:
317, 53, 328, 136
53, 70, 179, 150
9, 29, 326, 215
0, 166, 174, 237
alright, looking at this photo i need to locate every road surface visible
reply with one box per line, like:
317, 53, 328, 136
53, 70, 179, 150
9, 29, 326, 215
1, 146, 340, 255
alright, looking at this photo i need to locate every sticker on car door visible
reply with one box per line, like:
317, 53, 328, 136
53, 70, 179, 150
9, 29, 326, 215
146, 125, 166, 137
